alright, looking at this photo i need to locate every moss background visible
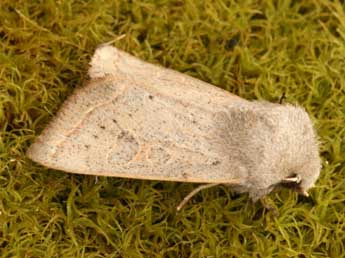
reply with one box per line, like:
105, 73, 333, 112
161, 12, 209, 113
1, 0, 345, 257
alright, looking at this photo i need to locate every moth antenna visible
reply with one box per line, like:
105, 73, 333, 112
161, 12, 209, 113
279, 92, 286, 104
176, 183, 219, 211
100, 34, 126, 46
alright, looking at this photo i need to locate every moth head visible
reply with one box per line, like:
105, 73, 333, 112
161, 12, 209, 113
279, 161, 321, 197
276, 104, 322, 197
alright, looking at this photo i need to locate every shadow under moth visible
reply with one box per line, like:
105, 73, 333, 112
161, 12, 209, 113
27, 44, 321, 210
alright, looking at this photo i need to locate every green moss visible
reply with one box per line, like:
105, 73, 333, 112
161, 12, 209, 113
1, 0, 344, 257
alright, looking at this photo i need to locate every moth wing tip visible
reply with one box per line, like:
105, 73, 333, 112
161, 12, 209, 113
88, 44, 119, 79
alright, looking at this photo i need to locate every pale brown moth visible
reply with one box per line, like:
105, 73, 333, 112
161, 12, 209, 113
27, 44, 321, 210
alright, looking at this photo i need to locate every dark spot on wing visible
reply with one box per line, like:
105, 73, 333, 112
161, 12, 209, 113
212, 160, 220, 166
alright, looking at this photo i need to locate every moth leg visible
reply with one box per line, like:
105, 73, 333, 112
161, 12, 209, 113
176, 183, 219, 211
281, 174, 302, 184
260, 197, 279, 217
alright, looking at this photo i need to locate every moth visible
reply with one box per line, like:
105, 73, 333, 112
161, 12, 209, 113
27, 44, 321, 210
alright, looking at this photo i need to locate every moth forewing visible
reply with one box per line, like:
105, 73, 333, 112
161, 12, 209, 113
27, 46, 247, 184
